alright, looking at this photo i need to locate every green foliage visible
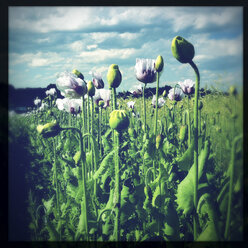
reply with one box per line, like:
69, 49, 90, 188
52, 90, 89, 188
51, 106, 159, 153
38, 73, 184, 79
10, 88, 243, 241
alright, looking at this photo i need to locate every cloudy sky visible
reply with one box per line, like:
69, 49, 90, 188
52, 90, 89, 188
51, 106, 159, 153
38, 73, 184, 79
9, 6, 243, 92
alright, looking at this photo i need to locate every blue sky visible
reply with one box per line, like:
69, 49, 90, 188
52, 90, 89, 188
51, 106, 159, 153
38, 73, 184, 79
9, 6, 243, 93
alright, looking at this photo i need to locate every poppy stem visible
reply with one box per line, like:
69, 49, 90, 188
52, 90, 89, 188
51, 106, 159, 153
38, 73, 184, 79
52, 138, 61, 240
189, 60, 200, 240
154, 72, 159, 136
187, 96, 191, 147
143, 83, 147, 132
114, 130, 120, 241
224, 134, 242, 240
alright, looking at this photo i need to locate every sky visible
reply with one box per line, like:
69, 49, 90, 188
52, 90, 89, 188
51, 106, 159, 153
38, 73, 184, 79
9, 6, 243, 93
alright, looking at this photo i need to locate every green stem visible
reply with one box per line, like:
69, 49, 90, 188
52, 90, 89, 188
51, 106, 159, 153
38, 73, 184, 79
62, 128, 100, 241
99, 107, 102, 158
187, 96, 191, 147
189, 60, 200, 240
143, 83, 147, 133
114, 130, 120, 241
91, 97, 94, 178
154, 72, 159, 136
81, 96, 86, 151
112, 87, 117, 110
52, 138, 61, 241
224, 134, 242, 240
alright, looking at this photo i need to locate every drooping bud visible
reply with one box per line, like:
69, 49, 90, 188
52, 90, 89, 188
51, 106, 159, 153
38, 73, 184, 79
73, 150, 81, 165
37, 120, 61, 138
107, 64, 122, 88
98, 100, 105, 108
109, 110, 129, 132
198, 101, 203, 110
162, 90, 167, 97
72, 69, 84, 80
229, 86, 238, 96
128, 127, 137, 138
156, 134, 164, 149
155, 55, 164, 73
179, 125, 188, 142
87, 80, 95, 97
171, 36, 195, 63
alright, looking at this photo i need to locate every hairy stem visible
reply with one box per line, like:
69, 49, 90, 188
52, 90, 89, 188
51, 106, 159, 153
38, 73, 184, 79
143, 83, 147, 133
189, 60, 200, 240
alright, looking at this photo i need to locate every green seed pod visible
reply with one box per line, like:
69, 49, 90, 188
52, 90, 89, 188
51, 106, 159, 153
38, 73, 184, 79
98, 100, 105, 108
156, 134, 164, 149
231, 113, 238, 120
73, 151, 81, 165
155, 55, 164, 73
87, 80, 95, 97
229, 86, 237, 96
171, 36, 195, 63
201, 121, 206, 130
162, 90, 167, 97
216, 126, 221, 133
198, 101, 203, 110
210, 117, 216, 125
107, 64, 122, 88
128, 127, 137, 138
179, 125, 188, 142
109, 110, 129, 132
72, 69, 84, 80
37, 121, 61, 138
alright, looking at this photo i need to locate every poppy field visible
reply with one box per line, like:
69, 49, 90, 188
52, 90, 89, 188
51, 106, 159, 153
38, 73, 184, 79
8, 36, 243, 241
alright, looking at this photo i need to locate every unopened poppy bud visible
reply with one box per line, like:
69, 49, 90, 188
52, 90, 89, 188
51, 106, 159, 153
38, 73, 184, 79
216, 126, 221, 133
231, 113, 238, 119
72, 69, 84, 80
37, 121, 61, 138
73, 150, 81, 165
179, 125, 188, 142
171, 36, 195, 63
162, 90, 167, 97
107, 64, 122, 88
98, 100, 105, 108
155, 55, 164, 73
229, 86, 237, 96
128, 127, 137, 138
156, 134, 164, 149
109, 110, 129, 132
87, 81, 95, 97
198, 101, 203, 110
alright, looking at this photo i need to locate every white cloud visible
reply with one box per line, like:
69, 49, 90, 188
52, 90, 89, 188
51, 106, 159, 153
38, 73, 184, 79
9, 52, 64, 67
192, 34, 243, 62
87, 44, 98, 50
36, 37, 50, 43
79, 48, 136, 63
69, 40, 84, 52
164, 7, 242, 32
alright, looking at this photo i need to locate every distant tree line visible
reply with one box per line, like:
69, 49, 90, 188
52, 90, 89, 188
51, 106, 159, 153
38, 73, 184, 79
2, 82, 223, 111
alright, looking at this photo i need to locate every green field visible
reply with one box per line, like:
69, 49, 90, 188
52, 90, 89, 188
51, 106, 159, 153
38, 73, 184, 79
8, 89, 243, 241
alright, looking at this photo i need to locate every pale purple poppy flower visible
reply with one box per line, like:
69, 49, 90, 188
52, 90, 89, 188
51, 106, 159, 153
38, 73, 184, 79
56, 71, 87, 99
168, 88, 184, 101
93, 89, 111, 108
56, 98, 82, 115
127, 101, 135, 109
178, 79, 195, 95
130, 84, 143, 96
151, 95, 166, 108
135, 58, 157, 84
89, 71, 104, 89
34, 97, 41, 106
45, 88, 56, 96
